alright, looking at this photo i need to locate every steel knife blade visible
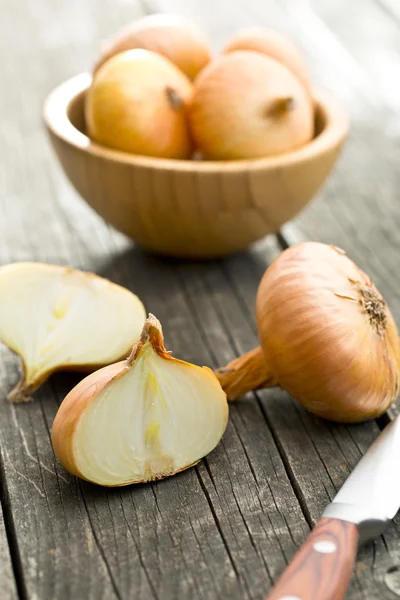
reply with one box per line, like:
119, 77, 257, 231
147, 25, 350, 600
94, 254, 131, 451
266, 416, 400, 600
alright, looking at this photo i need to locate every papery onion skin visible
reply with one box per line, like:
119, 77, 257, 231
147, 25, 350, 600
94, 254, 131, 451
94, 14, 212, 80
216, 347, 277, 401
223, 28, 311, 94
216, 243, 400, 423
86, 49, 193, 159
52, 314, 228, 486
189, 51, 313, 160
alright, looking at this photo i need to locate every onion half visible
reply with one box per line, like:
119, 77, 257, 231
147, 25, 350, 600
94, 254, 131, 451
52, 315, 228, 486
0, 263, 146, 402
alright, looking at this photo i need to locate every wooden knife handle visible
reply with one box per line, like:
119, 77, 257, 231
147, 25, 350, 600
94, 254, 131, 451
265, 517, 359, 600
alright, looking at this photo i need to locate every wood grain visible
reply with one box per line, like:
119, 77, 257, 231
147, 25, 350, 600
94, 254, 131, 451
0, 507, 18, 600
100, 238, 310, 594
148, 2, 400, 597
2, 0, 400, 598
0, 3, 313, 598
266, 518, 359, 600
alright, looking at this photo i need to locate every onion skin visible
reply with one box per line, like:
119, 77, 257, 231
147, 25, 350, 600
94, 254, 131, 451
86, 49, 193, 158
94, 14, 212, 80
52, 315, 228, 486
223, 28, 311, 93
216, 347, 277, 401
189, 51, 314, 160
216, 243, 400, 423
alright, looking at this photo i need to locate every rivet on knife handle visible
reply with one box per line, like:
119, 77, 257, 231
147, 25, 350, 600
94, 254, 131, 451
265, 517, 359, 600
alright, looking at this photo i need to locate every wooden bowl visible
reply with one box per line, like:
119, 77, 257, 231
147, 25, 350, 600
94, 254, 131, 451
44, 73, 348, 258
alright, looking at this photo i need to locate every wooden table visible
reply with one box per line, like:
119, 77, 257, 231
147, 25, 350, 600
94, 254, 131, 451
1, 0, 400, 598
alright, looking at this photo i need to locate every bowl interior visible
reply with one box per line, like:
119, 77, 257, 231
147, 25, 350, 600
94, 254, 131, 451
68, 90, 87, 135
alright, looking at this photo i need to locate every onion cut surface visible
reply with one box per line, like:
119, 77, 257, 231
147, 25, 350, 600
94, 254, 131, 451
52, 315, 228, 486
0, 262, 146, 401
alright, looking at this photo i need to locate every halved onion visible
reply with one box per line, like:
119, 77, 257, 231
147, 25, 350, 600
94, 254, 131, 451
52, 315, 228, 486
0, 262, 146, 401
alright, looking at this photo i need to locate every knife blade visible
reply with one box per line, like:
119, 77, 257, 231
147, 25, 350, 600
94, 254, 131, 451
266, 416, 400, 600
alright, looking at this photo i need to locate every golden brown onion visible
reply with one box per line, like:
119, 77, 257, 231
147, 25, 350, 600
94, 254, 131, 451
94, 14, 212, 80
188, 51, 314, 160
216, 243, 400, 422
223, 27, 311, 93
86, 49, 193, 158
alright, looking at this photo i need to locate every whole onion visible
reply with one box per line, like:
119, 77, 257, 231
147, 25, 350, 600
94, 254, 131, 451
94, 14, 212, 80
216, 243, 400, 422
223, 27, 311, 93
188, 50, 314, 160
86, 49, 193, 159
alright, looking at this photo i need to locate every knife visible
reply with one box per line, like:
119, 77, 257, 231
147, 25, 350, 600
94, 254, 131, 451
266, 416, 400, 600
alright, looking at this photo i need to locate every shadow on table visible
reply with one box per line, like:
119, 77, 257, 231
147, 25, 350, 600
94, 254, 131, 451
97, 242, 269, 292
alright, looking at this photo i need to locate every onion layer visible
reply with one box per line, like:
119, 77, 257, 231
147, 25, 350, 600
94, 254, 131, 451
0, 263, 146, 402
216, 243, 400, 422
52, 315, 228, 486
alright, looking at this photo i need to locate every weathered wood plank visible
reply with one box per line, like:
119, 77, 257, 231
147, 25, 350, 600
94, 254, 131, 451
377, 0, 400, 23
276, 0, 400, 321
98, 237, 310, 596
0, 506, 18, 600
0, 1, 315, 598
203, 248, 400, 599
148, 1, 400, 598
0, 4, 149, 598
2, 0, 400, 598
277, 0, 400, 422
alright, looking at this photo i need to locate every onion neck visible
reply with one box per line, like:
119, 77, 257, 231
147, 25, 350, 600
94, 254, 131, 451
214, 346, 277, 401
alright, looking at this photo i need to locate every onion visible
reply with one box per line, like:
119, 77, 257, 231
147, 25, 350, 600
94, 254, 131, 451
0, 262, 146, 402
188, 50, 314, 160
216, 243, 400, 422
94, 14, 212, 80
52, 315, 228, 486
86, 49, 193, 159
223, 27, 311, 93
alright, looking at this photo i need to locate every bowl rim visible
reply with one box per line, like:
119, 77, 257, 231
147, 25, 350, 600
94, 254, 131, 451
44, 72, 349, 172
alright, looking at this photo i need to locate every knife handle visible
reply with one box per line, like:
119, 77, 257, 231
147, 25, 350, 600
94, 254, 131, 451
265, 517, 359, 600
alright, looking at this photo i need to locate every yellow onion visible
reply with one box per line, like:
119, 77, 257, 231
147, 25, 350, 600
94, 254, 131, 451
0, 262, 146, 402
188, 50, 314, 160
86, 49, 193, 159
52, 314, 228, 486
94, 13, 212, 80
223, 27, 311, 93
216, 243, 400, 422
